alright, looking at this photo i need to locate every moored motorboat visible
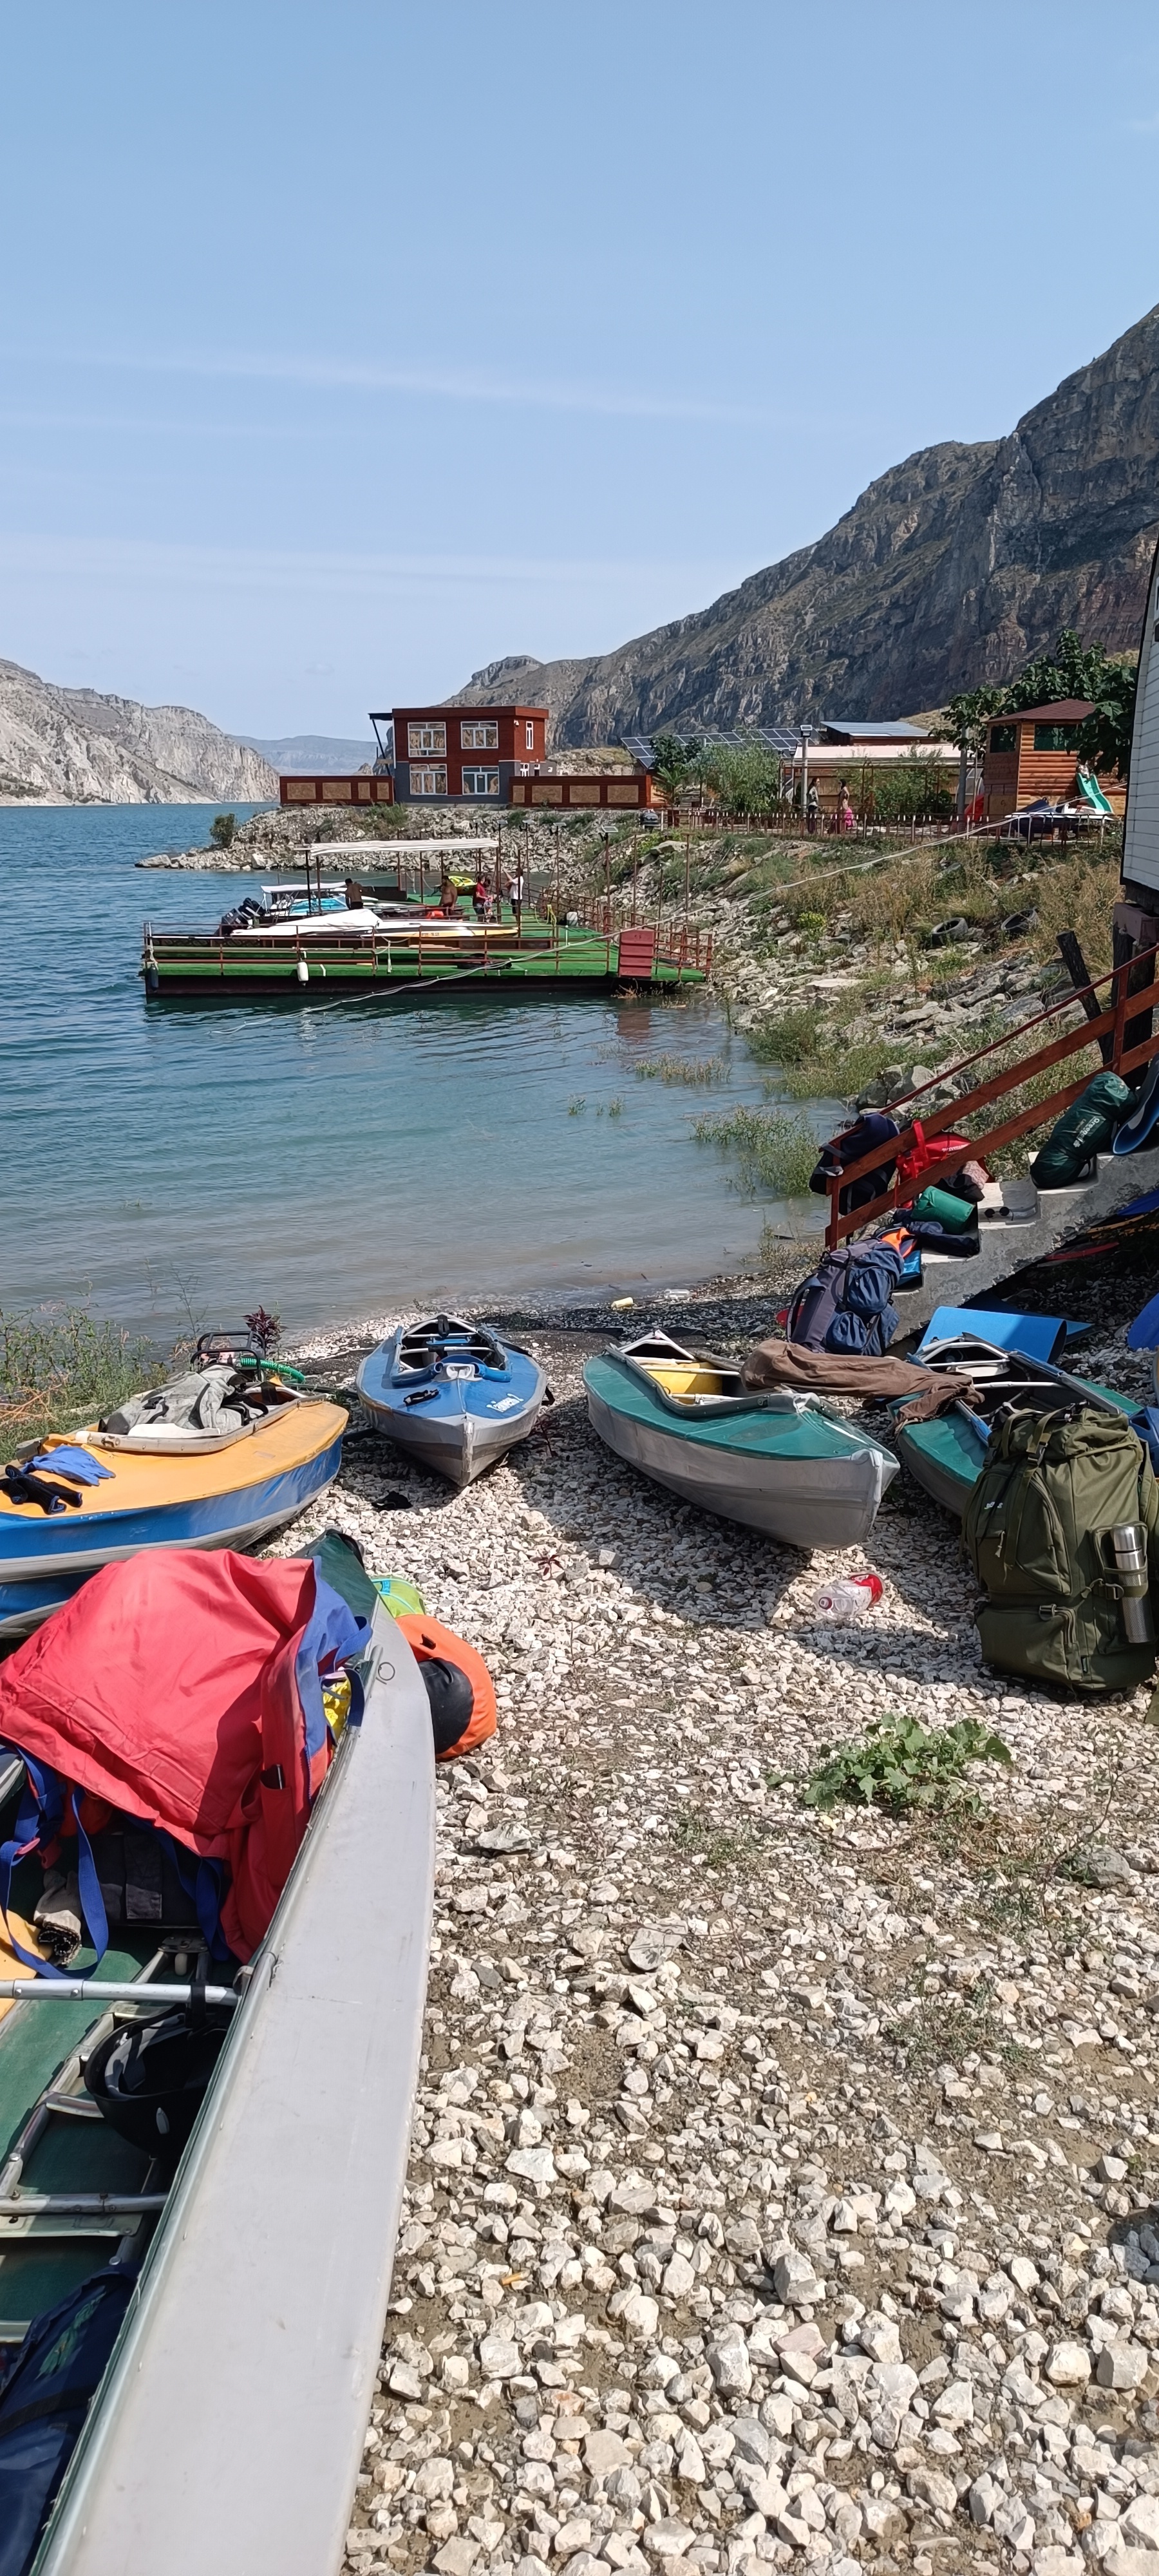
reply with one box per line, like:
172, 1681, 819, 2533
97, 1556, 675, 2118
0, 1363, 348, 1637
357, 1316, 546, 1487
583, 1329, 898, 1548
893, 1328, 1135, 1517
0, 1551, 433, 2575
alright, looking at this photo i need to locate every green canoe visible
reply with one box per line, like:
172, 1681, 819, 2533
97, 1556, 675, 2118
583, 1331, 898, 1548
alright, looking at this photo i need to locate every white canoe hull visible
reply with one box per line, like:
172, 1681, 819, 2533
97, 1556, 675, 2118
585, 1382, 897, 1548
39, 1605, 435, 2576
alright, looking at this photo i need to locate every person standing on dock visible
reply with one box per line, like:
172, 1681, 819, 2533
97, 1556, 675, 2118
509, 866, 525, 926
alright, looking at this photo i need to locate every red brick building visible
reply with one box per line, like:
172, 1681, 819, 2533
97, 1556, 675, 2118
389, 705, 547, 805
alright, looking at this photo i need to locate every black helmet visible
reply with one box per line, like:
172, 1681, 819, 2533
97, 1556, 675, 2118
84, 1969, 233, 2172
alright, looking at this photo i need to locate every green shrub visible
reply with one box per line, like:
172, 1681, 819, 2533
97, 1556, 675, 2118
802, 1712, 1012, 1815
209, 811, 237, 849
0, 1304, 156, 1446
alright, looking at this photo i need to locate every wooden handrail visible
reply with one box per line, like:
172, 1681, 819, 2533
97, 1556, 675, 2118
825, 946, 1159, 1249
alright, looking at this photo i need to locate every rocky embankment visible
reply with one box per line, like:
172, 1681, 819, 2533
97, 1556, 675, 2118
268, 1307, 1159, 2576
0, 658, 276, 804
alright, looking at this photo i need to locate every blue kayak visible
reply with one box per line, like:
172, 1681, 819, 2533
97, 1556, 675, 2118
356, 1316, 547, 1486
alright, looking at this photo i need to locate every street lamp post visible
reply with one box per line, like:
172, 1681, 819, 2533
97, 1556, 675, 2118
798, 722, 814, 829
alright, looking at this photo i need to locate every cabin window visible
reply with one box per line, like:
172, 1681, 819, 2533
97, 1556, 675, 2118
410, 765, 448, 797
408, 722, 446, 757
462, 768, 500, 797
461, 720, 498, 751
1033, 721, 1080, 752
989, 723, 1017, 753
525, 721, 535, 750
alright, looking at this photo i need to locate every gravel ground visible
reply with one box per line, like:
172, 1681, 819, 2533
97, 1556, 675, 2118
269, 1282, 1159, 2576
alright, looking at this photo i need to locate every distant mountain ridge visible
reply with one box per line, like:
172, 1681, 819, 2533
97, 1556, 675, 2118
0, 661, 277, 804
235, 733, 377, 773
452, 304, 1159, 743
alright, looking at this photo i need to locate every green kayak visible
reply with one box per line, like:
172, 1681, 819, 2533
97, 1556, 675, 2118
894, 1332, 1136, 1517
583, 1331, 898, 1549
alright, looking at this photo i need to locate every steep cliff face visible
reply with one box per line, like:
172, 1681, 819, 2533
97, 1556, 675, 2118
454, 304, 1159, 742
0, 661, 278, 803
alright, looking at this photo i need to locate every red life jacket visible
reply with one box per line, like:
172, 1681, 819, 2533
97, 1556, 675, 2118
0, 1550, 366, 1962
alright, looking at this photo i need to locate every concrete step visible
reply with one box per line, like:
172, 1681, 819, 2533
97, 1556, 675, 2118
900, 1147, 1159, 1331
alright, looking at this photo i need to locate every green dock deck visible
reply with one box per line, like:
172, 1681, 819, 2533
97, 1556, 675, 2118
141, 917, 709, 1000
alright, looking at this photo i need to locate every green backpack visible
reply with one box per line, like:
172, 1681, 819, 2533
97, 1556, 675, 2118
962, 1405, 1159, 1693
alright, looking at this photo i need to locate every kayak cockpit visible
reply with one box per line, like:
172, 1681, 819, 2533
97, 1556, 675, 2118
391, 1315, 513, 1387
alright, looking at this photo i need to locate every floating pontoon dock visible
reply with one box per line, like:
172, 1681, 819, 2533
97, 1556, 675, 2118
140, 916, 710, 1000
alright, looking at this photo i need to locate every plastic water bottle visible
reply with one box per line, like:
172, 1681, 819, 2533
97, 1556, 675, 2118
813, 1573, 884, 1620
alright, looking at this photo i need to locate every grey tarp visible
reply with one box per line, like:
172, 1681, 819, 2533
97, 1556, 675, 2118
101, 1365, 252, 1438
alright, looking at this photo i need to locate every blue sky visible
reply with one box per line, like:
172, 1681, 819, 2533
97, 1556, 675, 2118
3, 0, 1158, 738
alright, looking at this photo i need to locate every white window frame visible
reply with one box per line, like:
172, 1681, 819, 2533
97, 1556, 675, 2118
461, 767, 500, 798
408, 722, 447, 757
525, 721, 535, 751
410, 764, 448, 797
460, 720, 498, 752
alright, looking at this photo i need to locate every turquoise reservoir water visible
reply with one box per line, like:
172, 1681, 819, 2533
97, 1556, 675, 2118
1, 805, 831, 1341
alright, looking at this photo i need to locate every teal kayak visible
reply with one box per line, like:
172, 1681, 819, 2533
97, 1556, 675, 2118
894, 1332, 1136, 1517
583, 1331, 898, 1549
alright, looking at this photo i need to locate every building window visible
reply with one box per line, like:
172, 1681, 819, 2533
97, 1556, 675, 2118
1033, 721, 1080, 752
410, 765, 448, 797
989, 723, 1017, 753
525, 721, 535, 751
408, 722, 446, 757
462, 768, 500, 797
461, 720, 498, 751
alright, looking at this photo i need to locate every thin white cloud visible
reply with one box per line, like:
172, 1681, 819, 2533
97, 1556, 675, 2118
26, 345, 802, 431
0, 528, 743, 601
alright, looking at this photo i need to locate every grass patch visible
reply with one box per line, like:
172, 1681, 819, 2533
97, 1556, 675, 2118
691, 1105, 819, 1197
672, 1810, 763, 1869
568, 1095, 587, 1115
884, 1975, 1030, 2077
802, 1712, 1012, 1816
0, 1303, 156, 1448
634, 1052, 728, 1086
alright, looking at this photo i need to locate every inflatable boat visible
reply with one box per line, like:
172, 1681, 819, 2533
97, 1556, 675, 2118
357, 1315, 546, 1486
0, 1397, 348, 1637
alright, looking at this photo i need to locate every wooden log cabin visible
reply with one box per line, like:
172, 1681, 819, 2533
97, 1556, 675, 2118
981, 696, 1124, 823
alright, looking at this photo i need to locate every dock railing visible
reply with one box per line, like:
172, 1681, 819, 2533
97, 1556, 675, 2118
825, 943, 1159, 1251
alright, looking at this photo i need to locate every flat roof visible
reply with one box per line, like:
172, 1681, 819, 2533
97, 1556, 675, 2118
822, 719, 928, 740
389, 703, 548, 721
998, 697, 1095, 723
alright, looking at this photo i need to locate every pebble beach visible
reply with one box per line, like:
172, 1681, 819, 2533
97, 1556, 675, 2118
261, 1267, 1159, 2576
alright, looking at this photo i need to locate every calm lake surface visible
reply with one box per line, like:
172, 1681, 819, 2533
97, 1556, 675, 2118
1, 804, 831, 1341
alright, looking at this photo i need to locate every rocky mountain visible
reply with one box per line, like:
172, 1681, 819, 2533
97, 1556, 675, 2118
0, 661, 277, 803
454, 304, 1159, 743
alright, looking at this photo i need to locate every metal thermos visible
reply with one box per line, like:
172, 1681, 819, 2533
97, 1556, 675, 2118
1107, 1522, 1154, 1646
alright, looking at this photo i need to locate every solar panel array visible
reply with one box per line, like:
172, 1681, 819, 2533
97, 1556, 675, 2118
622, 726, 799, 768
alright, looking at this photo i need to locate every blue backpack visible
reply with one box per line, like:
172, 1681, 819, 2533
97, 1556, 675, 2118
0, 2268, 133, 2576
787, 1242, 904, 1357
